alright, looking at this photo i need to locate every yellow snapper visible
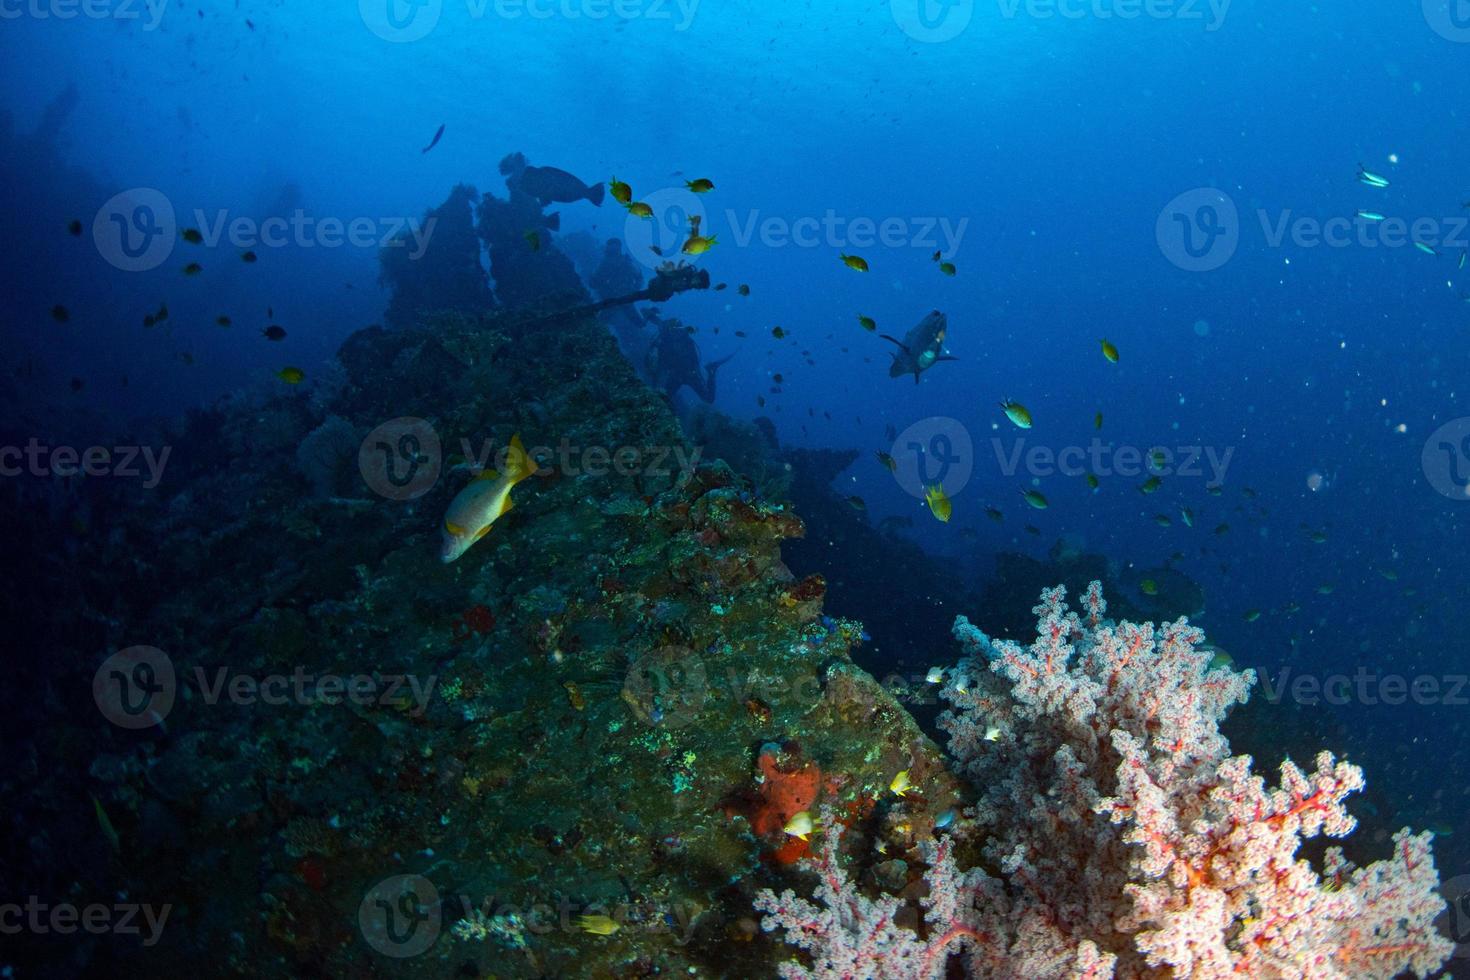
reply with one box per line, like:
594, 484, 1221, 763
440, 434, 535, 563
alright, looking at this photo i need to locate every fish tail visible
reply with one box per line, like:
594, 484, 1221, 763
506, 434, 535, 483
587, 182, 606, 207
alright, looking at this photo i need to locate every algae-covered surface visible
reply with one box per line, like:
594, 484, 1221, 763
6, 308, 961, 977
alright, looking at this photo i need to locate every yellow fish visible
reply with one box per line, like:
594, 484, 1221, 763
624, 202, 654, 219
1100, 339, 1119, 363
685, 178, 715, 193
783, 810, 817, 840
999, 400, 1032, 429
925, 484, 952, 522
576, 914, 621, 936
889, 770, 912, 797
439, 434, 535, 563
276, 366, 305, 384
609, 178, 632, 205
682, 234, 718, 255
839, 253, 869, 272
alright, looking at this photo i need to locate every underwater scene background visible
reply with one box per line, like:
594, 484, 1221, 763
3, 0, 1470, 976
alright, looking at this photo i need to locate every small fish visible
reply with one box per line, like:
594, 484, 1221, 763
1243, 609, 1262, 622
1085, 473, 1099, 490
1154, 514, 1172, 527
1180, 507, 1194, 528
91, 795, 121, 853
609, 177, 632, 205
926, 484, 952, 522
1214, 522, 1230, 535
67, 219, 83, 236
925, 666, 945, 684
875, 450, 897, 473
1356, 164, 1390, 188
1020, 489, 1049, 510
523, 230, 541, 251
1414, 241, 1438, 256
216, 315, 232, 327
846, 495, 867, 511
999, 400, 1032, 429
1206, 484, 1223, 496
183, 262, 203, 276
771, 326, 787, 340
70, 376, 83, 392
241, 250, 258, 263
983, 726, 1001, 742
682, 234, 717, 255
1140, 579, 1159, 596
1100, 339, 1119, 363
714, 282, 727, 291
1150, 449, 1167, 470
440, 434, 536, 563
276, 366, 305, 384
889, 770, 913, 797
685, 178, 715, 193
421, 123, 445, 154
262, 325, 287, 341
1316, 583, 1334, 594
181, 228, 204, 244
839, 253, 869, 272
783, 810, 817, 840
931, 250, 941, 262
738, 284, 750, 296
985, 506, 1003, 522
938, 261, 956, 276
51, 305, 69, 322
1461, 250, 1468, 271
576, 914, 621, 936
1355, 210, 1386, 222
624, 202, 654, 219
1206, 648, 1234, 670
858, 315, 877, 332
1094, 411, 1103, 430
1139, 476, 1162, 494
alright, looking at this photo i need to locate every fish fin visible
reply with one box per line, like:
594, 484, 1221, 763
474, 468, 500, 482
587, 182, 606, 207
496, 494, 515, 520
544, 211, 561, 232
506, 434, 535, 483
445, 520, 465, 536
474, 523, 493, 540
877, 334, 908, 351
914, 371, 921, 384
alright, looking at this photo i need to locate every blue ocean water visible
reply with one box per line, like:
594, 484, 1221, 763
5, 0, 1470, 972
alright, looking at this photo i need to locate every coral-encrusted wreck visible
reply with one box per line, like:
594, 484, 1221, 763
2, 303, 960, 978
